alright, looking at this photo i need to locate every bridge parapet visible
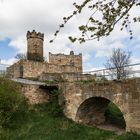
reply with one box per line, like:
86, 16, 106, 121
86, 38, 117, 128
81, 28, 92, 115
39, 72, 96, 82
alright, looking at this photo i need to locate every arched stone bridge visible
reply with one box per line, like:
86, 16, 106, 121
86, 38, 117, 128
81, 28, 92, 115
60, 78, 140, 134
16, 77, 140, 134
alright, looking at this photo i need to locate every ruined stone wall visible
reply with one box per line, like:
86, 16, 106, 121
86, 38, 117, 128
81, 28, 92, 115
22, 60, 47, 78
7, 60, 47, 78
49, 52, 82, 73
21, 84, 49, 104
22, 61, 79, 78
7, 60, 80, 78
7, 60, 23, 78
46, 63, 78, 74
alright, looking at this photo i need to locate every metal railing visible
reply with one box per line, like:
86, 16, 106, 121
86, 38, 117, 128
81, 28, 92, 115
82, 63, 140, 80
0, 64, 9, 77
0, 62, 140, 81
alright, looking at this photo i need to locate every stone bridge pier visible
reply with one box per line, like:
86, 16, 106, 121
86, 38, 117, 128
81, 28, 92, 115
60, 78, 140, 134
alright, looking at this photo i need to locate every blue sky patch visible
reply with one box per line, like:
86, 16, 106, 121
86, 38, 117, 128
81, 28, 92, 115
0, 38, 17, 59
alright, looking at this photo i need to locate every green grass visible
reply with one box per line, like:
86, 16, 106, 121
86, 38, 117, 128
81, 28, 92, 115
0, 104, 113, 140
0, 103, 140, 140
0, 78, 140, 140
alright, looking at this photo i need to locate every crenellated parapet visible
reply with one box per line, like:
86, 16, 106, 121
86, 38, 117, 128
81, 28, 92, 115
27, 30, 44, 40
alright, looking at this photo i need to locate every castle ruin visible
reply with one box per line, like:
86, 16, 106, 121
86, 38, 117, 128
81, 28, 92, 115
7, 30, 83, 81
6, 31, 140, 135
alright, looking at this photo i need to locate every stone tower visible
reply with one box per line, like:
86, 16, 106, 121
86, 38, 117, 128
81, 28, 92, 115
27, 30, 44, 61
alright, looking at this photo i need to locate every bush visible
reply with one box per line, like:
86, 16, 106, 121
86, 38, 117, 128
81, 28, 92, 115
0, 78, 28, 128
47, 89, 63, 117
105, 102, 126, 128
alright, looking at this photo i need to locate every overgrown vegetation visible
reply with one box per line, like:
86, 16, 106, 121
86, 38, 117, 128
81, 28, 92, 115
79, 79, 96, 84
78, 76, 109, 85
0, 77, 140, 140
45, 76, 65, 84
105, 102, 126, 128
47, 89, 64, 117
0, 78, 28, 128
25, 77, 39, 81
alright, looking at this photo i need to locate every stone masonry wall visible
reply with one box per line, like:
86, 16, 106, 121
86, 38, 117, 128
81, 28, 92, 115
27, 30, 44, 61
7, 60, 23, 78
49, 52, 82, 73
59, 79, 140, 134
39, 73, 96, 82
21, 84, 49, 104
22, 60, 47, 78
7, 60, 80, 78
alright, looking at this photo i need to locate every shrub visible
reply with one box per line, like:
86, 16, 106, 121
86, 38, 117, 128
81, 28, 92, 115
0, 78, 28, 128
105, 102, 126, 128
47, 89, 63, 117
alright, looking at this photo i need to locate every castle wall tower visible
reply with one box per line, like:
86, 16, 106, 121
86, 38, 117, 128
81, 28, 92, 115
27, 30, 44, 61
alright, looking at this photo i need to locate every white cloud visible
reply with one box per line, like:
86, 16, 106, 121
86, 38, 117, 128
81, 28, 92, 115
83, 53, 91, 62
8, 34, 26, 53
1, 57, 17, 65
131, 57, 140, 64
0, 0, 140, 70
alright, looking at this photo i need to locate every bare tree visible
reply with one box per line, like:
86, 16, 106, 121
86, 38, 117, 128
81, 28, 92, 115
105, 48, 132, 80
15, 53, 27, 60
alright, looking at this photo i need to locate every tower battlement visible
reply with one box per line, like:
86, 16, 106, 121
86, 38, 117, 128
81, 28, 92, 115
27, 30, 44, 40
27, 30, 44, 61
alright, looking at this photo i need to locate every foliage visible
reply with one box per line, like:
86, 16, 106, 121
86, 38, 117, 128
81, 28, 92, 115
27, 53, 44, 62
1, 103, 140, 140
105, 102, 126, 128
0, 78, 28, 128
0, 78, 140, 139
25, 77, 39, 81
104, 48, 132, 80
100, 75, 108, 81
47, 89, 64, 117
50, 0, 140, 43
45, 77, 65, 84
15, 53, 27, 60
79, 79, 96, 84
15, 53, 48, 62
0, 86, 139, 139
96, 75, 108, 82
45, 80, 58, 84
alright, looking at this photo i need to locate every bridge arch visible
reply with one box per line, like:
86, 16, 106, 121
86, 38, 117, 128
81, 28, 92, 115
75, 96, 126, 130
62, 80, 140, 134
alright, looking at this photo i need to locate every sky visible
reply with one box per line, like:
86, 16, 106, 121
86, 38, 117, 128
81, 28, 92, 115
0, 0, 140, 72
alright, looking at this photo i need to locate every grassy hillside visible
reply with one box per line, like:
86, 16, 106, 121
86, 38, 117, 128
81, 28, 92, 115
0, 78, 140, 140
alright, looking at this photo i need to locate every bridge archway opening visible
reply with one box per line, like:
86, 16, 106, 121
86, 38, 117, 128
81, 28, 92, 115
39, 85, 58, 92
75, 97, 126, 131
